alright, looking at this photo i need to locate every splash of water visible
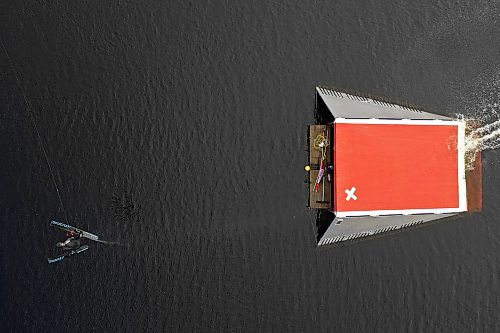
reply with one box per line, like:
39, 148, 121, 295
460, 102, 500, 170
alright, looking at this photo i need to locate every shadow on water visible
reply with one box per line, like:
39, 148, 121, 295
315, 209, 335, 243
314, 93, 334, 125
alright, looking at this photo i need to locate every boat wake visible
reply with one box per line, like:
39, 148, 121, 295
461, 102, 500, 170
94, 239, 122, 245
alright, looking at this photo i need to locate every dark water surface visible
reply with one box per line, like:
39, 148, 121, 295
1, 1, 500, 332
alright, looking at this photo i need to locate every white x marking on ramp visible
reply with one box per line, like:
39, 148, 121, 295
345, 187, 357, 201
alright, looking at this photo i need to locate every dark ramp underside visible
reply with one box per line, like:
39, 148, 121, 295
318, 213, 458, 245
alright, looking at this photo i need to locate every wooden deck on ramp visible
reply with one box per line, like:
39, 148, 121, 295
308, 125, 332, 209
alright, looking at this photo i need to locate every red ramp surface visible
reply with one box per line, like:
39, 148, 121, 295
333, 120, 466, 215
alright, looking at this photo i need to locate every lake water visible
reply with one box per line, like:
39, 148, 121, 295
1, 1, 499, 332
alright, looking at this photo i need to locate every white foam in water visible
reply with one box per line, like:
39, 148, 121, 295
459, 102, 500, 170
452, 70, 500, 170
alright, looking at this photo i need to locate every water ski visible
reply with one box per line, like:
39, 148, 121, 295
47, 245, 89, 264
50, 220, 99, 241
